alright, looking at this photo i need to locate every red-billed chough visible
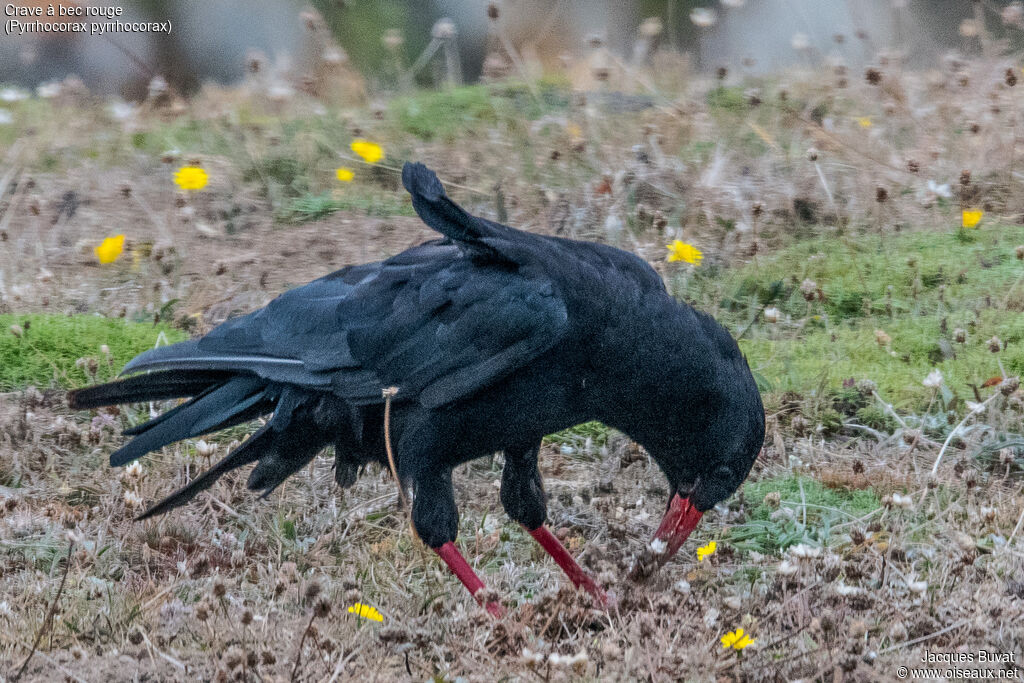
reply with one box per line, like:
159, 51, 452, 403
68, 162, 764, 615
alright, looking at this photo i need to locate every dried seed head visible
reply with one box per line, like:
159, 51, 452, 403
1016, 245, 1024, 260
763, 306, 780, 324
639, 17, 663, 38
432, 18, 456, 40
240, 609, 253, 625
875, 186, 888, 203
128, 629, 144, 645
800, 278, 818, 300
960, 169, 972, 186
487, 2, 499, 20
806, 147, 819, 162
196, 602, 210, 621
988, 336, 1003, 353
314, 598, 332, 618
907, 159, 919, 173
212, 579, 227, 598
1000, 376, 1020, 396
382, 28, 404, 50
9, 324, 22, 338
763, 491, 781, 509
875, 329, 892, 347
865, 68, 882, 85
305, 581, 322, 603
954, 328, 967, 344
1007, 68, 1018, 87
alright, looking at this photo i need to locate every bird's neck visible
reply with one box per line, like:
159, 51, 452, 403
582, 295, 726, 446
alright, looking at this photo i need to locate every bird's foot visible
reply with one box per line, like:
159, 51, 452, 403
525, 524, 611, 608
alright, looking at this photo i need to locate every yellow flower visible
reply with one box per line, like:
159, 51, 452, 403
857, 117, 872, 128
174, 166, 208, 191
961, 208, 983, 229
335, 167, 355, 182
351, 139, 384, 164
721, 628, 755, 650
94, 235, 125, 264
696, 540, 717, 562
666, 240, 703, 265
347, 602, 383, 622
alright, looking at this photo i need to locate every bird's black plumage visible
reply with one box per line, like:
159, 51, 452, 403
69, 162, 764, 552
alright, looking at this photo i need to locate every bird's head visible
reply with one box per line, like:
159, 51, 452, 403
624, 323, 765, 579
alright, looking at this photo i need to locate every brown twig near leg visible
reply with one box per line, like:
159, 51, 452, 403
12, 542, 74, 682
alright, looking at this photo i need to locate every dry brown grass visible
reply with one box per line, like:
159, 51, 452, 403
1, 41, 1024, 682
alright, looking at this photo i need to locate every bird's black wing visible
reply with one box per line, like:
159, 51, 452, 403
121, 165, 570, 409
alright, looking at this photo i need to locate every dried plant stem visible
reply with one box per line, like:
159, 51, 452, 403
930, 392, 1001, 476
290, 611, 318, 681
12, 543, 73, 682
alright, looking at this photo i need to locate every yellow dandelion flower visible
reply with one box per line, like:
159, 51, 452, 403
961, 208, 983, 229
174, 166, 208, 191
347, 602, 383, 622
336, 167, 355, 182
666, 240, 703, 265
857, 117, 872, 128
350, 139, 384, 164
696, 540, 717, 562
720, 628, 755, 650
95, 235, 125, 264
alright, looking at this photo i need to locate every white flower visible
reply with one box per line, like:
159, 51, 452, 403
521, 648, 545, 665
927, 180, 952, 198
791, 33, 810, 51
922, 369, 943, 388
36, 82, 61, 98
835, 583, 861, 596
907, 578, 928, 594
123, 490, 143, 508
650, 538, 668, 555
891, 493, 914, 510
0, 87, 28, 102
788, 543, 822, 561
690, 8, 717, 27
107, 100, 135, 121
673, 579, 691, 594
195, 439, 215, 457
763, 306, 780, 324
124, 460, 144, 480
549, 651, 588, 667
777, 559, 800, 575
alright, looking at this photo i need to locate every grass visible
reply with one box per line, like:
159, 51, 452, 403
677, 225, 1024, 410
278, 191, 416, 223
730, 474, 880, 555
0, 314, 187, 389
3, 48, 1024, 682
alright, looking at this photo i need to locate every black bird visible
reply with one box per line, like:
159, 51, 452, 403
69, 162, 764, 614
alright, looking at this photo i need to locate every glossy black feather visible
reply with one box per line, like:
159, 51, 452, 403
70, 162, 764, 539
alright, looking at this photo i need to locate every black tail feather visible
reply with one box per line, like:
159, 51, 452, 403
109, 376, 267, 466
67, 370, 231, 410
136, 422, 272, 520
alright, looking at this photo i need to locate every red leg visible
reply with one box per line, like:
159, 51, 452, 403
433, 542, 504, 617
526, 525, 610, 607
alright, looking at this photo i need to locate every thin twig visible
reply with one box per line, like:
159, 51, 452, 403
13, 542, 74, 682
877, 619, 970, 655
930, 392, 1000, 476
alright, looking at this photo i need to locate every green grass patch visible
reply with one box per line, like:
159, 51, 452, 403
728, 474, 880, 554
0, 314, 187, 390
543, 421, 612, 451
389, 85, 500, 141
686, 224, 1024, 411
278, 191, 415, 223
